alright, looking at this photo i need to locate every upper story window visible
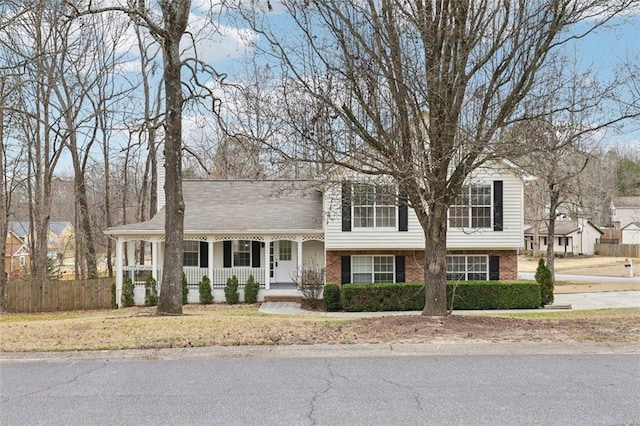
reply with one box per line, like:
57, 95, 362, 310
233, 240, 251, 267
448, 184, 492, 228
183, 241, 199, 267
352, 184, 396, 229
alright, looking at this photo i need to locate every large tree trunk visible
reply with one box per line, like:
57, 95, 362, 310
156, 1, 190, 315
546, 188, 560, 286
421, 205, 449, 316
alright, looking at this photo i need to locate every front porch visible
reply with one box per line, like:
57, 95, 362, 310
115, 234, 323, 306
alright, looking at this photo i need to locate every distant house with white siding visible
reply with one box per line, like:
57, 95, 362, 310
621, 222, 640, 245
611, 196, 640, 230
524, 219, 603, 256
104, 162, 527, 306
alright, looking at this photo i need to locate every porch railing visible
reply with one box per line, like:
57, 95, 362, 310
123, 265, 156, 287
184, 267, 265, 288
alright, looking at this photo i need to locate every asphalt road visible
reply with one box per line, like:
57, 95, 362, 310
2, 345, 639, 426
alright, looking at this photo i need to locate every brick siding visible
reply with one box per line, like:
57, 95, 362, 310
326, 249, 518, 285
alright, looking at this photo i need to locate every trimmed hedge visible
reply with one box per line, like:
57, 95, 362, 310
341, 281, 541, 312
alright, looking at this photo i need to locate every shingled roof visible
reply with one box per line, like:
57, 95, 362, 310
105, 180, 323, 235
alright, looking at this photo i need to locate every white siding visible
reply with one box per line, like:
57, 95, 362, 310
325, 166, 524, 250
446, 168, 523, 249
324, 183, 425, 249
302, 240, 325, 265
622, 224, 640, 244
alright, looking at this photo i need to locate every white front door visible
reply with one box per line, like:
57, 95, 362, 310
271, 240, 297, 283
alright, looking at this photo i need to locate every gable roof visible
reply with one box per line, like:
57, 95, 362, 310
612, 196, 640, 208
8, 221, 73, 238
105, 180, 324, 235
621, 221, 640, 230
524, 220, 603, 237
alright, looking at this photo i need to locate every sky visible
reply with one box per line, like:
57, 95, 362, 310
184, 3, 640, 152
46, 2, 640, 174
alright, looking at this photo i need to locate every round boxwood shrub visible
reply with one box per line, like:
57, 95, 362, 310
323, 284, 341, 311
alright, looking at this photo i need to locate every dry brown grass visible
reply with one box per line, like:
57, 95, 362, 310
2, 304, 639, 352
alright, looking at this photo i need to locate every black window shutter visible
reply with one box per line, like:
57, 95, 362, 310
395, 256, 405, 283
223, 241, 232, 268
398, 189, 408, 232
493, 180, 503, 231
489, 256, 499, 280
341, 256, 351, 284
251, 241, 261, 267
199, 241, 208, 268
342, 182, 352, 232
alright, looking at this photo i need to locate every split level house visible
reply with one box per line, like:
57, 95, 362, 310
104, 162, 528, 306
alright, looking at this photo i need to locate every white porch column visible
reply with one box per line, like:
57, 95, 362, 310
115, 238, 123, 308
208, 240, 214, 280
264, 237, 271, 290
152, 240, 158, 288
297, 237, 303, 276
126, 241, 136, 266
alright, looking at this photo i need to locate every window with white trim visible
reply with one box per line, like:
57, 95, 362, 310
448, 184, 492, 228
352, 255, 395, 283
352, 184, 396, 228
446, 255, 488, 281
233, 240, 251, 267
183, 241, 199, 267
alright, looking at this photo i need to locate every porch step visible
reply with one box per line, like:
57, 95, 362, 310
264, 295, 303, 303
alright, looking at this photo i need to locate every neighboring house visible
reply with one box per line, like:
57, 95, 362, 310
611, 196, 640, 230
8, 221, 76, 262
105, 161, 527, 306
4, 230, 29, 280
621, 222, 640, 245
523, 219, 603, 256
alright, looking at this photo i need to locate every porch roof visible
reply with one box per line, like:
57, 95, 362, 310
105, 180, 323, 236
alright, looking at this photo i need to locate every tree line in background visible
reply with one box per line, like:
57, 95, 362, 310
1, 1, 639, 315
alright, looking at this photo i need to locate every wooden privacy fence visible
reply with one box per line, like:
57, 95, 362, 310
594, 244, 640, 258
6, 278, 114, 313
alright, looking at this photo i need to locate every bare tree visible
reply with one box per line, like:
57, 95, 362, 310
2, 1, 69, 282
72, 0, 214, 315
234, 0, 638, 315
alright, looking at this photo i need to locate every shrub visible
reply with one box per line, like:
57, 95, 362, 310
199, 275, 213, 304
224, 275, 239, 304
182, 272, 189, 304
121, 277, 134, 308
110, 283, 117, 309
293, 262, 325, 310
144, 273, 158, 306
322, 284, 341, 311
535, 257, 554, 306
341, 281, 541, 312
244, 274, 260, 304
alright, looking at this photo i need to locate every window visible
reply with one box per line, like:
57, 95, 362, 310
233, 240, 251, 267
279, 240, 292, 261
448, 184, 492, 228
352, 255, 395, 283
352, 184, 396, 228
19, 256, 25, 267
183, 241, 199, 267
446, 255, 488, 281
